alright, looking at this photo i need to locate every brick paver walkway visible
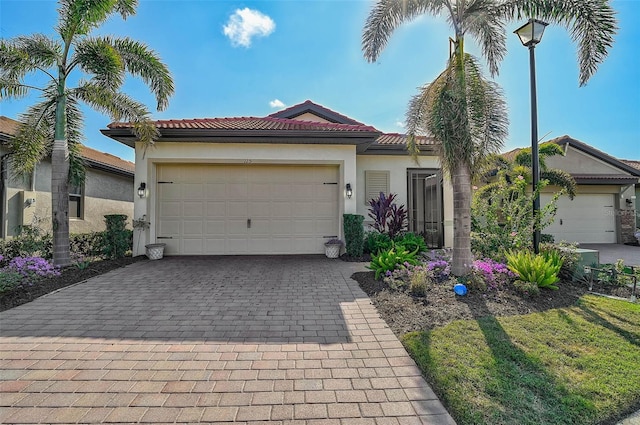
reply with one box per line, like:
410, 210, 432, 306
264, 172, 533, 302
0, 256, 455, 424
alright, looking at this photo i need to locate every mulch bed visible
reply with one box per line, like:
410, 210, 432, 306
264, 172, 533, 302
0, 256, 143, 312
352, 271, 635, 336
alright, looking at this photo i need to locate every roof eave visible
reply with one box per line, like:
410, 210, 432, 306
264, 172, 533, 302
553, 136, 640, 177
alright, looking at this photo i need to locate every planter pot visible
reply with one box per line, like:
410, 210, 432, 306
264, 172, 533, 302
325, 244, 342, 259
145, 243, 166, 260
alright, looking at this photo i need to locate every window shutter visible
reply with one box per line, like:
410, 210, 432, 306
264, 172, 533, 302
365, 171, 390, 205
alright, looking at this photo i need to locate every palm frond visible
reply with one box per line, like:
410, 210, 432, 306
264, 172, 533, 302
57, 0, 137, 41
9, 83, 85, 179
362, 0, 447, 63
72, 82, 159, 145
463, 1, 507, 76
110, 37, 174, 111
498, 0, 617, 86
541, 169, 576, 199
73, 37, 124, 91
0, 35, 61, 98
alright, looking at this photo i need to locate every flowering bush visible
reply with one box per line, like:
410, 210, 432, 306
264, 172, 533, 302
5, 256, 60, 282
473, 259, 515, 290
426, 260, 451, 282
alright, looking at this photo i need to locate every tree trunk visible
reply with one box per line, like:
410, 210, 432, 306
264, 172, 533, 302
51, 75, 71, 267
451, 163, 473, 276
51, 139, 71, 267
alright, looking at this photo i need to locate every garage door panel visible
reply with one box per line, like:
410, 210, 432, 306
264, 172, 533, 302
156, 164, 339, 255
205, 220, 225, 236
182, 238, 203, 254
158, 185, 182, 200
542, 193, 616, 243
162, 239, 180, 255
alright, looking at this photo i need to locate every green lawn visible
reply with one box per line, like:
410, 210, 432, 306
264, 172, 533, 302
402, 295, 640, 425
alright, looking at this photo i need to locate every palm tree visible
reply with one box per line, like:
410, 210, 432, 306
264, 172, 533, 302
0, 0, 174, 266
362, 0, 616, 275
480, 143, 577, 199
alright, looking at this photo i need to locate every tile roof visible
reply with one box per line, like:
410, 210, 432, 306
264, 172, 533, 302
107, 116, 378, 133
375, 133, 437, 146
268, 100, 366, 125
0, 115, 134, 175
622, 159, 640, 171
0, 116, 20, 139
80, 145, 134, 174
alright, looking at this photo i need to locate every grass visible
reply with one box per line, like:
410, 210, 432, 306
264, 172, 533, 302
402, 295, 640, 425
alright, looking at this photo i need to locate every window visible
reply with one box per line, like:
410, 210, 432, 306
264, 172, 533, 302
364, 170, 390, 204
69, 185, 83, 219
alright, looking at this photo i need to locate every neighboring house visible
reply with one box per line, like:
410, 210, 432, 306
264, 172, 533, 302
503, 135, 640, 244
621, 159, 640, 229
0, 116, 135, 238
102, 100, 454, 256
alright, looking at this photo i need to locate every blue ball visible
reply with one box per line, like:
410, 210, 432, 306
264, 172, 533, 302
453, 283, 468, 296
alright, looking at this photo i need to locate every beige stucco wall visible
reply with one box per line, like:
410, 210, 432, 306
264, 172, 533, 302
134, 141, 359, 256
355, 154, 453, 248
2, 158, 134, 238
545, 146, 624, 174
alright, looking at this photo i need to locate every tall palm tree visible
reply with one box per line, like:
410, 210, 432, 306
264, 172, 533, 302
0, 0, 174, 266
362, 0, 617, 275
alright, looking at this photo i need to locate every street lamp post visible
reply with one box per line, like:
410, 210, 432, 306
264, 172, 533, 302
514, 18, 548, 254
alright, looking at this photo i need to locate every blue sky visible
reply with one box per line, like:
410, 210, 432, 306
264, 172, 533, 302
1, 0, 639, 163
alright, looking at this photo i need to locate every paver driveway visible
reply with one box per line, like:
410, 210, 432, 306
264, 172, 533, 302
0, 256, 454, 424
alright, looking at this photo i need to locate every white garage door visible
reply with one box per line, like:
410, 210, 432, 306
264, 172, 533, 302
156, 164, 340, 255
542, 193, 616, 243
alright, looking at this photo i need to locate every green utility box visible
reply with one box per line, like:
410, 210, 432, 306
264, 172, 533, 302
573, 248, 600, 281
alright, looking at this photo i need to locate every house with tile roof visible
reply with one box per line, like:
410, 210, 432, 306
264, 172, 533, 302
1, 116, 135, 238
102, 100, 453, 256
621, 159, 640, 229
502, 135, 640, 244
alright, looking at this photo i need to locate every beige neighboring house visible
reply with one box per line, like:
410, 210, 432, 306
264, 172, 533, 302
102, 100, 454, 256
1, 116, 135, 238
505, 135, 640, 244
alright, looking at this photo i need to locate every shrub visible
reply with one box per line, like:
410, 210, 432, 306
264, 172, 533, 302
0, 271, 23, 293
426, 259, 451, 282
343, 214, 364, 257
364, 232, 393, 254
473, 259, 515, 290
0, 225, 52, 260
505, 250, 562, 290
369, 245, 419, 280
368, 192, 407, 239
394, 232, 427, 254
472, 176, 561, 260
540, 242, 579, 281
5, 256, 60, 283
70, 232, 104, 258
409, 269, 429, 296
382, 263, 432, 292
102, 214, 131, 259
512, 279, 541, 297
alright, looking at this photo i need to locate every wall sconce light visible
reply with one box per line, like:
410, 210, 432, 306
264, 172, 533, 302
626, 198, 633, 206
137, 182, 147, 198
25, 198, 36, 207
346, 183, 353, 199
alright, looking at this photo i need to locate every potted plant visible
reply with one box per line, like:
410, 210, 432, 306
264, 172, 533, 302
324, 238, 344, 258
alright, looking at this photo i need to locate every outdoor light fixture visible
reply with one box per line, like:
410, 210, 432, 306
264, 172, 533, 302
137, 182, 147, 198
514, 18, 548, 254
346, 183, 353, 199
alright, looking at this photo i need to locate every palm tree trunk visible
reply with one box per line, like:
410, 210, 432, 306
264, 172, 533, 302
451, 163, 473, 276
51, 80, 71, 267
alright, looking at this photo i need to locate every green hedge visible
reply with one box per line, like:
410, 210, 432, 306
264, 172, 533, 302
343, 214, 364, 257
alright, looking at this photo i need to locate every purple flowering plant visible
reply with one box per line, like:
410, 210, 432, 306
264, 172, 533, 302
472, 259, 515, 290
5, 256, 60, 282
427, 260, 451, 282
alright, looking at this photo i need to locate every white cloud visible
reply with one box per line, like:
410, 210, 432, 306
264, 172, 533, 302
269, 99, 285, 108
223, 8, 275, 48
395, 120, 406, 128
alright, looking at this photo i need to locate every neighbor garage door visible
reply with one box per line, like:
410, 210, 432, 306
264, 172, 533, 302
156, 164, 340, 255
541, 193, 616, 243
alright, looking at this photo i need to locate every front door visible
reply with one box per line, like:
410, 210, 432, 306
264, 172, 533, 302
407, 169, 444, 248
